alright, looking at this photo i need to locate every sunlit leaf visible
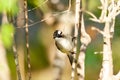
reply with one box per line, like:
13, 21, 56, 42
1, 24, 15, 48
0, 0, 18, 14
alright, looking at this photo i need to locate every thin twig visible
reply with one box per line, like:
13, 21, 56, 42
17, 0, 72, 29
28, 0, 48, 12
24, 11, 70, 28
85, 11, 101, 23
24, 0, 31, 80
91, 27, 104, 35
85, 11, 98, 20
16, 11, 70, 29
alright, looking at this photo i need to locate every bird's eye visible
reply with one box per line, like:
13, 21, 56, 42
57, 30, 62, 35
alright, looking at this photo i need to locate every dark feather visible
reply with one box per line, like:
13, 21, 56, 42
67, 54, 73, 65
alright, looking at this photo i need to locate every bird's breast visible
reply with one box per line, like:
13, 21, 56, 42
55, 38, 74, 54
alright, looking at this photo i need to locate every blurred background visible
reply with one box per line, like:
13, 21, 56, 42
0, 0, 120, 80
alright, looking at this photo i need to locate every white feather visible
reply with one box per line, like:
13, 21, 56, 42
55, 36, 74, 54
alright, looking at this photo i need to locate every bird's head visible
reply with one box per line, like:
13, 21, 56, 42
53, 30, 63, 39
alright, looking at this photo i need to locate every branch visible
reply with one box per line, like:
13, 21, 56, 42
77, 15, 91, 80
87, 0, 120, 80
24, 0, 31, 80
91, 26, 112, 39
91, 27, 104, 36
79, 14, 91, 72
85, 11, 101, 23
87, 0, 120, 23
99, 22, 113, 80
73, 0, 91, 80
71, 0, 82, 79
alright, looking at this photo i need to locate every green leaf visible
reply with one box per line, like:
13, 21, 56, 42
1, 24, 15, 48
0, 0, 18, 14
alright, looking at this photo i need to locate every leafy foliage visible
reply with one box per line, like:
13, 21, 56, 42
0, 0, 18, 14
0, 24, 15, 48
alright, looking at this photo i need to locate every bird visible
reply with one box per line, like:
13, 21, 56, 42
53, 30, 76, 65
